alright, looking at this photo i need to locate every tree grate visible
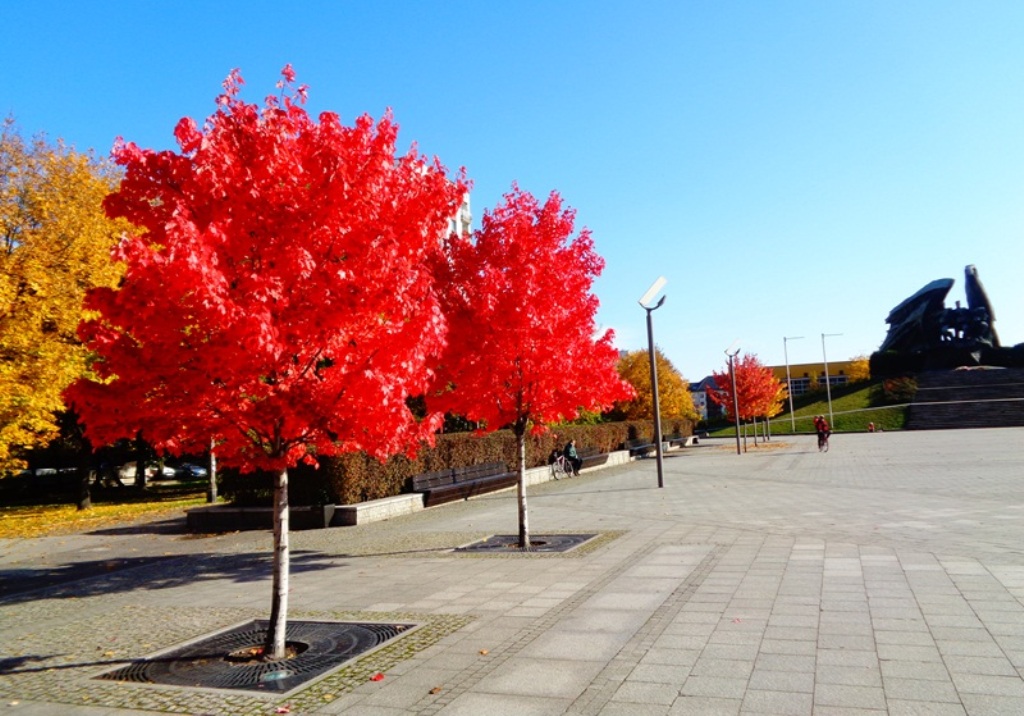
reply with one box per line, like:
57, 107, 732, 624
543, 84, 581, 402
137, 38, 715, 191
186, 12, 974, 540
455, 533, 598, 554
95, 619, 416, 694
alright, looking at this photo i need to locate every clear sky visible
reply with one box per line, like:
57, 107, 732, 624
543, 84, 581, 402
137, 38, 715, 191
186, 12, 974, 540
4, 1, 1023, 380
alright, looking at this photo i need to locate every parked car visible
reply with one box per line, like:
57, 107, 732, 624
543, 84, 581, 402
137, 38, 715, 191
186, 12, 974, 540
175, 462, 209, 479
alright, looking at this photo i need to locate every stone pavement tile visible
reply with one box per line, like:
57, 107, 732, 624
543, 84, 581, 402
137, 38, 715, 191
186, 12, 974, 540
758, 638, 817, 656
706, 630, 763, 647
610, 680, 680, 705
689, 657, 754, 679
740, 688, 813, 715
875, 629, 936, 646
770, 614, 819, 630
440, 691, 572, 716
639, 648, 700, 668
818, 633, 876, 651
886, 700, 967, 715
700, 643, 760, 661
944, 655, 1019, 676
877, 644, 943, 662
667, 695, 742, 714
883, 677, 961, 702
655, 633, 712, 650
598, 701, 671, 716
628, 662, 691, 684
317, 702, 407, 716
816, 663, 882, 687
880, 659, 954, 681
950, 673, 1024, 697
763, 625, 816, 641
678, 675, 747, 699
359, 667, 463, 709
753, 652, 816, 673
556, 608, 650, 634
814, 683, 887, 710
932, 627, 998, 642
872, 617, 930, 632
518, 630, 632, 662
746, 668, 814, 693
811, 709, 886, 716
937, 639, 1007, 658
474, 656, 605, 699
958, 693, 1024, 715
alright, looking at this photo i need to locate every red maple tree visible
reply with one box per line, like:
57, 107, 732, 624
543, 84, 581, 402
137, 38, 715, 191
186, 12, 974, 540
710, 352, 786, 421
428, 186, 634, 548
67, 66, 467, 658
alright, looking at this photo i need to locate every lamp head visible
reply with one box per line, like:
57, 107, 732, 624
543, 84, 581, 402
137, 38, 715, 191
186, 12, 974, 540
638, 276, 667, 308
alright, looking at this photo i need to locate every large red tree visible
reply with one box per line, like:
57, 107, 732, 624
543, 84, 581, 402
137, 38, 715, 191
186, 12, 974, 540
67, 67, 466, 658
429, 186, 633, 548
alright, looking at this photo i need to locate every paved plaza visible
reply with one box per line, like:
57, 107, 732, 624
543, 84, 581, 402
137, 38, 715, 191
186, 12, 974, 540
2, 428, 1024, 715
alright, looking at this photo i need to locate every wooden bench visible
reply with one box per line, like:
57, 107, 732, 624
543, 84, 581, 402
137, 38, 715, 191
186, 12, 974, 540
664, 433, 690, 448
578, 446, 609, 470
411, 461, 518, 508
623, 437, 656, 458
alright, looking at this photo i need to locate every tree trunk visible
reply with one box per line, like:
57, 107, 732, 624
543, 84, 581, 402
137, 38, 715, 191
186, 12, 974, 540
77, 469, 93, 511
515, 426, 529, 549
134, 432, 148, 490
264, 466, 290, 659
207, 444, 218, 503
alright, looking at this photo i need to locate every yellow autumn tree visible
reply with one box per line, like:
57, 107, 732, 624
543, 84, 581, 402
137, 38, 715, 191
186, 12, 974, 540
0, 119, 128, 472
614, 348, 698, 421
848, 355, 871, 383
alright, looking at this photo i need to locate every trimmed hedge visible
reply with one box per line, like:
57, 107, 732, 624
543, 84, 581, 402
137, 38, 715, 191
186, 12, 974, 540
221, 418, 693, 506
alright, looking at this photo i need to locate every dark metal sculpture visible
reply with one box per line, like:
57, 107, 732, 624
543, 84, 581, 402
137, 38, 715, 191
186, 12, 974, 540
878, 265, 999, 355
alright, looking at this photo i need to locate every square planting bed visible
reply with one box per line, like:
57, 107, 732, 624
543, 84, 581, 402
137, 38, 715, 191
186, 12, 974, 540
455, 533, 599, 554
96, 619, 417, 694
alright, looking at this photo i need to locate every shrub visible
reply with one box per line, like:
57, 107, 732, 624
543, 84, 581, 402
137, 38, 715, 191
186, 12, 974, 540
219, 418, 692, 505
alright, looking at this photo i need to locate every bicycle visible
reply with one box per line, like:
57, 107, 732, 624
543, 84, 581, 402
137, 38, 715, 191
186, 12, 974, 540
817, 431, 830, 452
551, 454, 574, 480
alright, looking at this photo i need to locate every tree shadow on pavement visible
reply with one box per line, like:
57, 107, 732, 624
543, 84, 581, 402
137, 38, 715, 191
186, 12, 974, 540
0, 549, 341, 605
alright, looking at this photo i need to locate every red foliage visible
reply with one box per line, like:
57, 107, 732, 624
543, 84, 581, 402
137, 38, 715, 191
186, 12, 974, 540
710, 352, 785, 421
67, 67, 468, 473
428, 185, 634, 435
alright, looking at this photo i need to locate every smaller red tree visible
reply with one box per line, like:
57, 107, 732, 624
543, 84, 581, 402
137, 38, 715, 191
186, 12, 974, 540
710, 352, 786, 422
428, 186, 633, 547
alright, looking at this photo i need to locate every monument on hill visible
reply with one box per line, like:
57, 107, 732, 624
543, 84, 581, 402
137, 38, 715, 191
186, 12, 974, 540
871, 265, 1022, 375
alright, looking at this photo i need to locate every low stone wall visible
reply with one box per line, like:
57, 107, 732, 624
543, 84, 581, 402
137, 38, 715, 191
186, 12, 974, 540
186, 446, 669, 532
332, 493, 424, 526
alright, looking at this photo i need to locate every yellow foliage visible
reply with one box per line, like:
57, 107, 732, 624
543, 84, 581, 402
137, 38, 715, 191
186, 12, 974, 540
848, 355, 871, 383
0, 120, 128, 471
614, 348, 698, 421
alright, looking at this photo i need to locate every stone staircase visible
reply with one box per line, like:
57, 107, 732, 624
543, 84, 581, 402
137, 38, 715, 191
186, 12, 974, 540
906, 368, 1024, 430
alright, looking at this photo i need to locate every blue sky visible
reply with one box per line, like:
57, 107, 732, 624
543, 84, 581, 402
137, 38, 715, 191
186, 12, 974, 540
4, 1, 1023, 380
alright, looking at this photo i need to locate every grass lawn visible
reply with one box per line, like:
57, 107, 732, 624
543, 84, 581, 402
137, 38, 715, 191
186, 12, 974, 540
0, 479, 210, 539
709, 380, 908, 437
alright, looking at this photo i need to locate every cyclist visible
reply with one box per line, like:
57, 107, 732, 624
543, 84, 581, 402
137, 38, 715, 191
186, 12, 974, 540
814, 415, 831, 451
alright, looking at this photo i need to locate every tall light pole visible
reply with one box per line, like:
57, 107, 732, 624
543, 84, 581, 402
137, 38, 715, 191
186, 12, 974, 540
821, 332, 843, 428
725, 342, 742, 455
783, 335, 803, 432
639, 277, 667, 488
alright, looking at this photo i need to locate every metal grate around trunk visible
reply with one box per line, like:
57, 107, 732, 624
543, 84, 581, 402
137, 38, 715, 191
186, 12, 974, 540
96, 619, 416, 694
455, 533, 598, 554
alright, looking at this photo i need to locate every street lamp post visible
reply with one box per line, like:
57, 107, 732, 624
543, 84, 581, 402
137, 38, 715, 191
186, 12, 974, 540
725, 343, 742, 455
783, 336, 804, 432
639, 277, 667, 489
821, 332, 843, 428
